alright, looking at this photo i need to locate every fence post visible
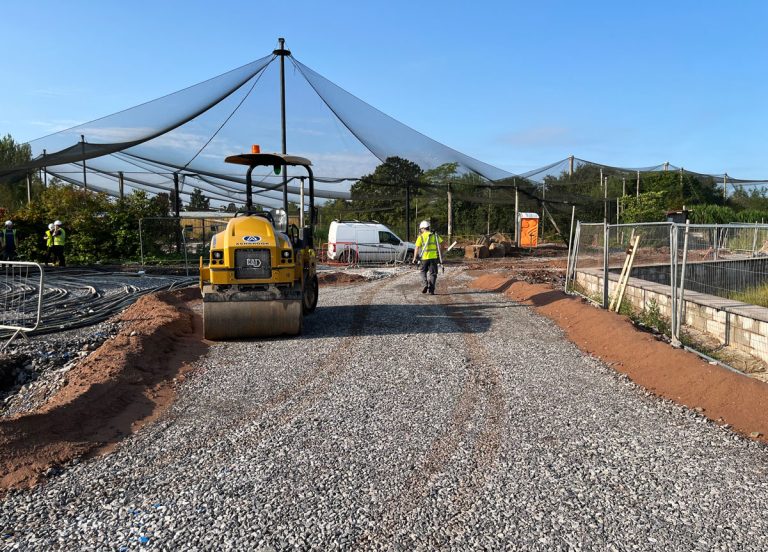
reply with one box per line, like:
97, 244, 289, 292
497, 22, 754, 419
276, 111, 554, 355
752, 222, 759, 257
602, 222, 609, 308
565, 207, 576, 292
566, 222, 582, 294
670, 224, 680, 347
675, 221, 690, 343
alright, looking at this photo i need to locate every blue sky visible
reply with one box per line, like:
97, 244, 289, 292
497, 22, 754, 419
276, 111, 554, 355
1, 0, 766, 179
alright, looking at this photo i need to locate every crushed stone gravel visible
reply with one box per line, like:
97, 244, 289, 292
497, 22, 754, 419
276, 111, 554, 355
1, 266, 767, 550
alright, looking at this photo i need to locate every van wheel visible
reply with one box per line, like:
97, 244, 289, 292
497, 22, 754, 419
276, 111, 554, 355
406, 249, 415, 262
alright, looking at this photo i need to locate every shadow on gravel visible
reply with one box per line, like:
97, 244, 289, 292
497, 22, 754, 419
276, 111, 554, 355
522, 289, 566, 307
303, 302, 514, 337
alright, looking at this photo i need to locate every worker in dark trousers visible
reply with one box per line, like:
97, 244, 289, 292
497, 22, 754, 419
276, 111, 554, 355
51, 220, 66, 267
412, 220, 442, 295
2, 220, 17, 261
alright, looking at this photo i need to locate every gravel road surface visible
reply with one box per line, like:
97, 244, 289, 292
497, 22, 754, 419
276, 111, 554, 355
2, 267, 768, 550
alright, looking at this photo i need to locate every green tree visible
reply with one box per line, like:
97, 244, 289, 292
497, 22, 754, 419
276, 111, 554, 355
728, 187, 768, 212
17, 181, 113, 263
640, 171, 723, 209
0, 134, 43, 210
619, 191, 667, 223
188, 187, 210, 211
350, 156, 423, 239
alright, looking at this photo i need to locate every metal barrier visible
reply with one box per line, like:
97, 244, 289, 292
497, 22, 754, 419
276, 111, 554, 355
567, 221, 768, 373
321, 241, 412, 267
139, 216, 232, 272
0, 261, 44, 349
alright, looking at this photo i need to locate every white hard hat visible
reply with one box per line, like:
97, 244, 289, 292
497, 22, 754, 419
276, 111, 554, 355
54, 220, 62, 226
48, 223, 54, 230
4, 220, 11, 226
419, 220, 430, 230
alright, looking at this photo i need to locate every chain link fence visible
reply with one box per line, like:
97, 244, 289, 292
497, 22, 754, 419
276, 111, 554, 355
567, 221, 768, 375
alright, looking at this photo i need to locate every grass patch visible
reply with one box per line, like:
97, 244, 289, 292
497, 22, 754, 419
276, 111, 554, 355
729, 282, 768, 308
628, 298, 671, 336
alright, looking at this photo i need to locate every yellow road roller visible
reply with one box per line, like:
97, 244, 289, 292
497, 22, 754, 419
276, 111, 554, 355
199, 152, 318, 339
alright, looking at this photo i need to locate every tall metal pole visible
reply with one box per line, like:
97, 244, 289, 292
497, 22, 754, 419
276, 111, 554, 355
540, 182, 545, 238
405, 180, 411, 241
173, 172, 181, 254
723, 173, 728, 200
81, 134, 87, 190
26, 173, 31, 204
514, 182, 519, 247
299, 177, 305, 227
274, 37, 290, 213
636, 170, 640, 197
487, 187, 491, 235
118, 171, 125, 199
447, 180, 453, 244
42, 149, 48, 188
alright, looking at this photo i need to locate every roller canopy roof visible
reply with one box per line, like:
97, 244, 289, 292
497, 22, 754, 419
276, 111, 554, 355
225, 153, 312, 167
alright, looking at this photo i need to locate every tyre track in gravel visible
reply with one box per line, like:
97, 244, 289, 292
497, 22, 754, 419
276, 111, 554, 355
428, 270, 506, 542
133, 283, 380, 473
360, 268, 506, 544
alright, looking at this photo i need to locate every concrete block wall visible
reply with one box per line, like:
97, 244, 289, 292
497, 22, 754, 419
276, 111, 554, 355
574, 268, 768, 365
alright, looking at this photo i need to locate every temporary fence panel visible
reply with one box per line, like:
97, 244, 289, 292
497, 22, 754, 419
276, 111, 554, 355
566, 222, 604, 299
139, 216, 231, 271
322, 241, 411, 267
0, 261, 44, 349
321, 241, 359, 266
568, 220, 768, 374
675, 223, 768, 370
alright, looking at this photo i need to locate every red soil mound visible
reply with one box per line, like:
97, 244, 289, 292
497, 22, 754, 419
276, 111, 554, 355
0, 288, 206, 491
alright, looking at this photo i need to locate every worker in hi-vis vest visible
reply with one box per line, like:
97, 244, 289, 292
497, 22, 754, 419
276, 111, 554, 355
412, 220, 442, 295
44, 223, 54, 265
51, 220, 66, 267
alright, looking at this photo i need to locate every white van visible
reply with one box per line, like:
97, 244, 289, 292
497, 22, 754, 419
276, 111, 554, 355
327, 221, 414, 263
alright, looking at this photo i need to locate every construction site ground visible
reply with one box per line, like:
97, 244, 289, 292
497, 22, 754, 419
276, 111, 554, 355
1, 249, 768, 548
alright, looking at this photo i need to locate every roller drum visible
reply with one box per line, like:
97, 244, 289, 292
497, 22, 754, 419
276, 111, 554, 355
203, 299, 302, 340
